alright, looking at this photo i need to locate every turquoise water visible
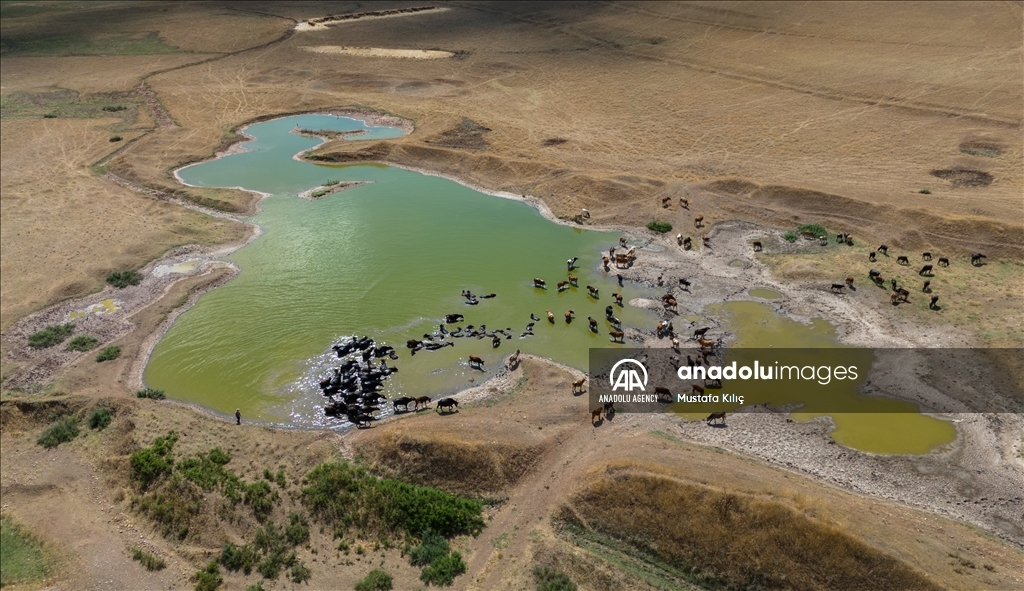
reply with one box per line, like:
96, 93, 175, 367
144, 115, 657, 427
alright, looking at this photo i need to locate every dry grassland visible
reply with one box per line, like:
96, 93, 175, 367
0, 118, 243, 329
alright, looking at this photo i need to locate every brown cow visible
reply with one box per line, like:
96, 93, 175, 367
547, 310, 555, 323
612, 293, 623, 305
557, 280, 569, 292
679, 197, 690, 209
567, 273, 578, 284
609, 330, 625, 343
694, 215, 704, 228
707, 411, 726, 425
533, 278, 546, 288
692, 384, 705, 395
654, 386, 673, 402
468, 355, 484, 368
414, 396, 432, 410
565, 309, 575, 323
591, 407, 604, 424
572, 377, 586, 393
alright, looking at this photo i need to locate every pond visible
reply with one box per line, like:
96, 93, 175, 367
144, 114, 657, 427
675, 301, 956, 454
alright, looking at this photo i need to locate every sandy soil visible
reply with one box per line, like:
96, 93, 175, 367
303, 46, 455, 59
295, 6, 451, 31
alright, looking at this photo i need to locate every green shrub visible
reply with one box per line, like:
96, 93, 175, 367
300, 462, 484, 539
96, 346, 121, 362
43, 113, 58, 118
275, 468, 287, 488
106, 270, 143, 288
323, 179, 340, 187
88, 408, 113, 430
136, 387, 166, 400
67, 335, 98, 351
37, 416, 79, 448
646, 220, 672, 233
109, 136, 123, 142
289, 560, 311, 583
533, 565, 577, 591
179, 449, 233, 491
783, 231, 798, 243
28, 324, 74, 348
219, 541, 258, 575
103, 105, 127, 112
797, 223, 827, 237
355, 569, 393, 591
193, 560, 222, 591
300, 462, 364, 525
245, 582, 265, 591
285, 512, 310, 546
245, 480, 279, 522
130, 547, 166, 571
408, 530, 450, 567
419, 551, 466, 586
919, 188, 931, 194
364, 477, 485, 538
129, 431, 177, 490
133, 473, 201, 540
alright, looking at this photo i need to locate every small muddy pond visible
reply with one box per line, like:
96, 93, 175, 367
674, 301, 956, 455
145, 115, 657, 427
747, 288, 782, 300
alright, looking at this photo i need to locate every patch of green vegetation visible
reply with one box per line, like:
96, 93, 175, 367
323, 179, 340, 187
28, 323, 74, 349
533, 565, 577, 591
136, 387, 166, 400
133, 473, 203, 540
646, 220, 672, 233
106, 270, 143, 288
408, 529, 451, 567
300, 462, 484, 538
67, 335, 98, 351
245, 481, 279, 523
797, 223, 827, 237
355, 569, 393, 591
219, 541, 259, 576
2, 31, 181, 57
103, 105, 127, 112
918, 188, 931, 194
783, 231, 798, 243
253, 522, 303, 580
245, 582, 266, 591
37, 415, 79, 448
419, 549, 466, 586
178, 448, 232, 491
130, 547, 166, 571
193, 559, 222, 591
407, 529, 467, 586
96, 346, 121, 362
129, 431, 178, 490
289, 560, 311, 583
0, 89, 140, 126
0, 516, 53, 587
285, 512, 310, 546
88, 407, 113, 430
110, 135, 123, 142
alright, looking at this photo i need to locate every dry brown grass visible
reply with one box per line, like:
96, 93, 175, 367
557, 468, 940, 591
0, 118, 244, 329
356, 429, 548, 497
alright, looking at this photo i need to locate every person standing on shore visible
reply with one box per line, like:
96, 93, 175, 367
235, 409, 241, 425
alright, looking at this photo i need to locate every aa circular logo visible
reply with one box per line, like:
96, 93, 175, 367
609, 358, 648, 391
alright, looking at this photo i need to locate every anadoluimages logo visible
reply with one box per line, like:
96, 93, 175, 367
609, 358, 648, 391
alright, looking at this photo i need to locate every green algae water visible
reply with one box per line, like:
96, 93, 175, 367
674, 301, 956, 454
144, 115, 656, 427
